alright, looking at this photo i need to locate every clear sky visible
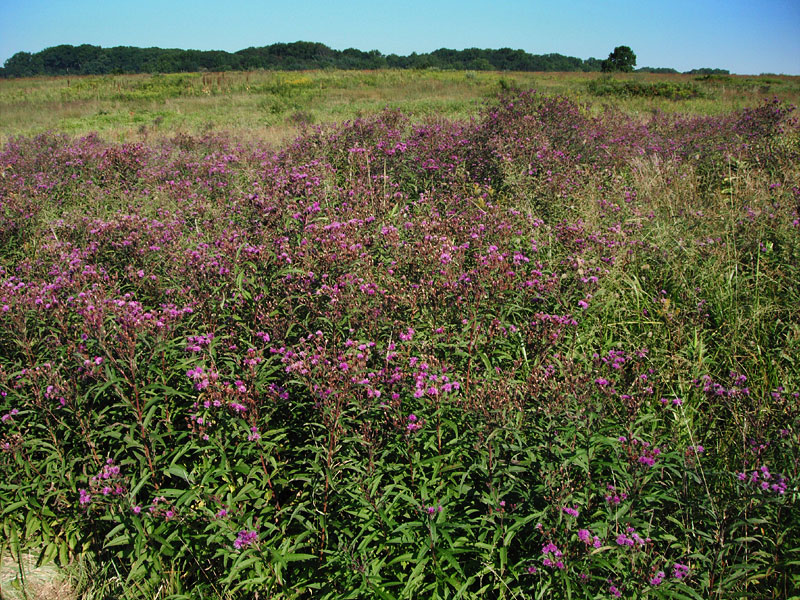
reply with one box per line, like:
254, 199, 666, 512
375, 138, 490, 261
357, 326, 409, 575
1, 0, 798, 75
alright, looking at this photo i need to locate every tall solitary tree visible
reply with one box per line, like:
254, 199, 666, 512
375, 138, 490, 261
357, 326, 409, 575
602, 46, 636, 72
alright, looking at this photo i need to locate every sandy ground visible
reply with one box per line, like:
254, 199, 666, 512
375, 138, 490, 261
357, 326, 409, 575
0, 553, 76, 600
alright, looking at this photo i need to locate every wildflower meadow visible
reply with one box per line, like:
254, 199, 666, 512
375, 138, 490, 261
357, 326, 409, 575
0, 85, 798, 598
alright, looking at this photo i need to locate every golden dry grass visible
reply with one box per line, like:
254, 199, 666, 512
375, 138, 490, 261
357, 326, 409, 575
0, 553, 77, 600
2, 70, 798, 146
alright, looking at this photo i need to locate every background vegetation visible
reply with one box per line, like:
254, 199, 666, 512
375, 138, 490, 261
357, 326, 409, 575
0, 42, 680, 79
2, 69, 799, 146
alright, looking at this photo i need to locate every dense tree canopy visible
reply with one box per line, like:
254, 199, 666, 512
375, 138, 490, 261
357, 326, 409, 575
0, 42, 720, 78
0, 42, 687, 78
602, 46, 637, 73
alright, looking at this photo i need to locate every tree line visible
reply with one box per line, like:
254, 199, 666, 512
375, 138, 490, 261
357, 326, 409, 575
0, 42, 723, 78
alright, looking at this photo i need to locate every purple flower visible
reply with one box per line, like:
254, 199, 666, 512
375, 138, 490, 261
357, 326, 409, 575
562, 505, 579, 517
399, 327, 415, 342
673, 562, 689, 580
79, 489, 91, 505
541, 541, 564, 568
650, 570, 665, 586
186, 366, 204, 380
407, 414, 421, 431
234, 529, 259, 549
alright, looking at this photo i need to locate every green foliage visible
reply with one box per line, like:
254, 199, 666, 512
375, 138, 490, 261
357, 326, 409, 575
587, 77, 704, 99
686, 68, 731, 76
602, 46, 637, 73
1, 42, 618, 79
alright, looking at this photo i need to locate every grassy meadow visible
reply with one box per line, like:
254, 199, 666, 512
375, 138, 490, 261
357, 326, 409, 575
0, 70, 799, 599
2, 69, 800, 144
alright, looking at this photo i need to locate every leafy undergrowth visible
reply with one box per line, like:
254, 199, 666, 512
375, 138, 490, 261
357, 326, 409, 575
1, 91, 799, 599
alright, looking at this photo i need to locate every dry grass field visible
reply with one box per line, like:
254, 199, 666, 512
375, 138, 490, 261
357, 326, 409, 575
2, 69, 798, 146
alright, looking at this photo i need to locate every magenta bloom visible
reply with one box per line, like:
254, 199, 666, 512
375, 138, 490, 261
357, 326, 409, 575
673, 562, 690, 580
234, 529, 259, 549
578, 529, 600, 547
562, 505, 579, 517
650, 570, 665, 586
407, 414, 421, 431
541, 541, 564, 568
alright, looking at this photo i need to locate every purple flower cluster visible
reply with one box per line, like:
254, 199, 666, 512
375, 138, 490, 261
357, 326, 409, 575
1, 408, 18, 422
695, 373, 750, 399
423, 504, 443, 516
234, 529, 259, 549
541, 542, 565, 569
562, 505, 579, 518
672, 562, 690, 580
617, 436, 663, 467
604, 484, 629, 505
615, 527, 650, 548
736, 465, 788, 494
578, 528, 602, 548
78, 458, 127, 505
406, 414, 421, 432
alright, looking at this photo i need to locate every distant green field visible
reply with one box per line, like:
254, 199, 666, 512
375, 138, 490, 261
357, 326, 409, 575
2, 69, 799, 145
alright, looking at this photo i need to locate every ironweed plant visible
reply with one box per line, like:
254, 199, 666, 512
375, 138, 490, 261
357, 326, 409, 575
0, 90, 798, 599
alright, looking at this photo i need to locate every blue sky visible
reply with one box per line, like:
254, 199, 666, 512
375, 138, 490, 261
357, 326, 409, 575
1, 0, 798, 74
